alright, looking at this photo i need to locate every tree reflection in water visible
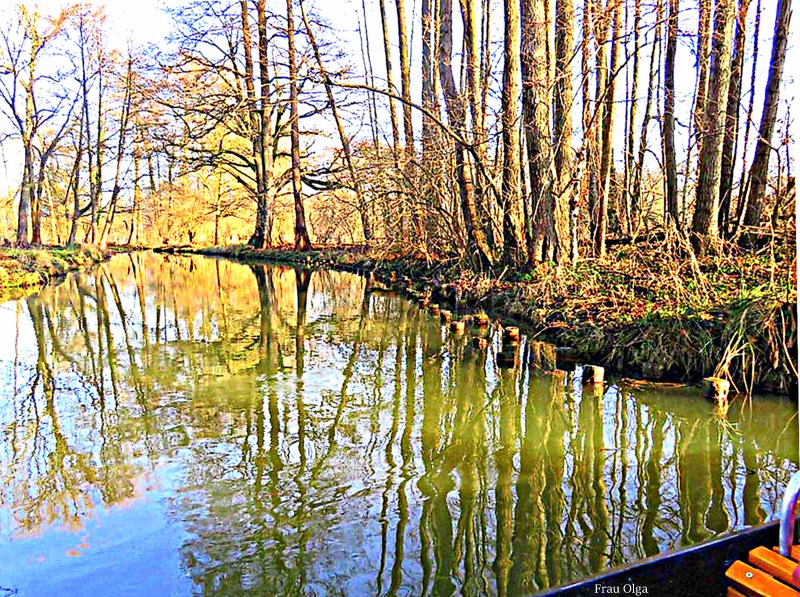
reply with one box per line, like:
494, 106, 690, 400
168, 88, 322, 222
0, 253, 796, 595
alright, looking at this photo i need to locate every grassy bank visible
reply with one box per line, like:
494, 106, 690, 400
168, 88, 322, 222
0, 245, 110, 302
191, 241, 797, 396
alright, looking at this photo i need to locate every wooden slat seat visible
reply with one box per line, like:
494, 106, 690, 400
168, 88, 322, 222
726, 546, 800, 596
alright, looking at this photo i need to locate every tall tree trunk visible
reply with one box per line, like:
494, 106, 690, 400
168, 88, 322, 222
358, 1, 380, 154
501, 0, 526, 263
694, 0, 713, 139
663, 0, 679, 226
286, 0, 312, 251
692, 0, 736, 248
586, 0, 604, 257
522, 0, 565, 263
300, 0, 372, 241
16, 142, 33, 246
743, 0, 791, 228
718, 0, 750, 235
92, 61, 104, 244
554, 0, 576, 263
421, 0, 436, 157
623, 0, 641, 237
396, 0, 413, 156
67, 108, 86, 246
462, 0, 486, 216
379, 0, 401, 160
128, 150, 141, 245
595, 0, 621, 258
439, 0, 494, 266
732, 0, 761, 232
244, 0, 268, 248
631, 1, 661, 232
100, 57, 134, 247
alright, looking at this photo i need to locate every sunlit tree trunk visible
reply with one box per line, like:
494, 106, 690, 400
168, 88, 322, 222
694, 0, 712, 138
244, 0, 267, 248
663, 0, 679, 226
300, 0, 371, 241
100, 56, 134, 247
67, 107, 86, 245
631, 0, 661, 232
128, 149, 141, 245
286, 0, 312, 251
692, 0, 736, 248
522, 0, 563, 263
743, 0, 791, 229
595, 0, 621, 257
623, 0, 641, 237
554, 0, 576, 263
733, 0, 761, 233
379, 0, 401, 160
439, 0, 494, 266
501, 0, 526, 264
718, 0, 751, 235
421, 0, 436, 157
396, 0, 413, 157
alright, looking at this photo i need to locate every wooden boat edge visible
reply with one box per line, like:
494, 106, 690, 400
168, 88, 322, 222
535, 520, 781, 596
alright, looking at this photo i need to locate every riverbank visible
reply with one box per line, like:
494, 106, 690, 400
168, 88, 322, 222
189, 242, 796, 396
0, 245, 110, 302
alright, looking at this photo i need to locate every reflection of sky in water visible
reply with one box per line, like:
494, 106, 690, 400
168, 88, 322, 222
0, 253, 796, 595
0, 462, 191, 596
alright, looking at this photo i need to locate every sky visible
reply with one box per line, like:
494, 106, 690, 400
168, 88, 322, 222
0, 0, 796, 196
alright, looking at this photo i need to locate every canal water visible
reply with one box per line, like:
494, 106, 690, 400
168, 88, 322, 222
0, 253, 796, 596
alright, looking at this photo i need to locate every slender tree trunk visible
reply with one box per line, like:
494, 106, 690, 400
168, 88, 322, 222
30, 154, 44, 245
694, 0, 712, 139
379, 0, 401, 160
16, 142, 33, 246
631, 2, 661, 232
462, 0, 486, 215
100, 57, 134, 247
732, 0, 761, 232
244, 0, 267, 248
421, 0, 436, 156
587, 0, 605, 257
522, 0, 563, 263
554, 0, 576, 263
92, 61, 104, 244
128, 150, 141, 245
595, 0, 621, 257
743, 0, 791, 228
300, 0, 372, 241
396, 0, 413, 156
67, 108, 85, 246
286, 0, 311, 251
718, 0, 750, 235
439, 0, 494, 266
663, 0, 679, 226
501, 0, 526, 263
692, 0, 736, 248
357, 2, 380, 155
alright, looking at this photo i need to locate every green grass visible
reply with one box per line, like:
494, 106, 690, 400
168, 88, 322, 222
0, 245, 110, 295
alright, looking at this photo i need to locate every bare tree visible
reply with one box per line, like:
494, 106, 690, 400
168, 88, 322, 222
286, 0, 311, 251
501, 0, 525, 264
692, 0, 736, 248
742, 0, 792, 229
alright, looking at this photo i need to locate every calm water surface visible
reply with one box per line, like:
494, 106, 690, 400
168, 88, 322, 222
0, 253, 796, 596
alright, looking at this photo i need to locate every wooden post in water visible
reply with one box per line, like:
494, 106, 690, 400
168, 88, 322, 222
582, 365, 605, 385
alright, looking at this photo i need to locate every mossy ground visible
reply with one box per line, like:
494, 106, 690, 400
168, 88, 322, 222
0, 245, 110, 302
196, 241, 796, 395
